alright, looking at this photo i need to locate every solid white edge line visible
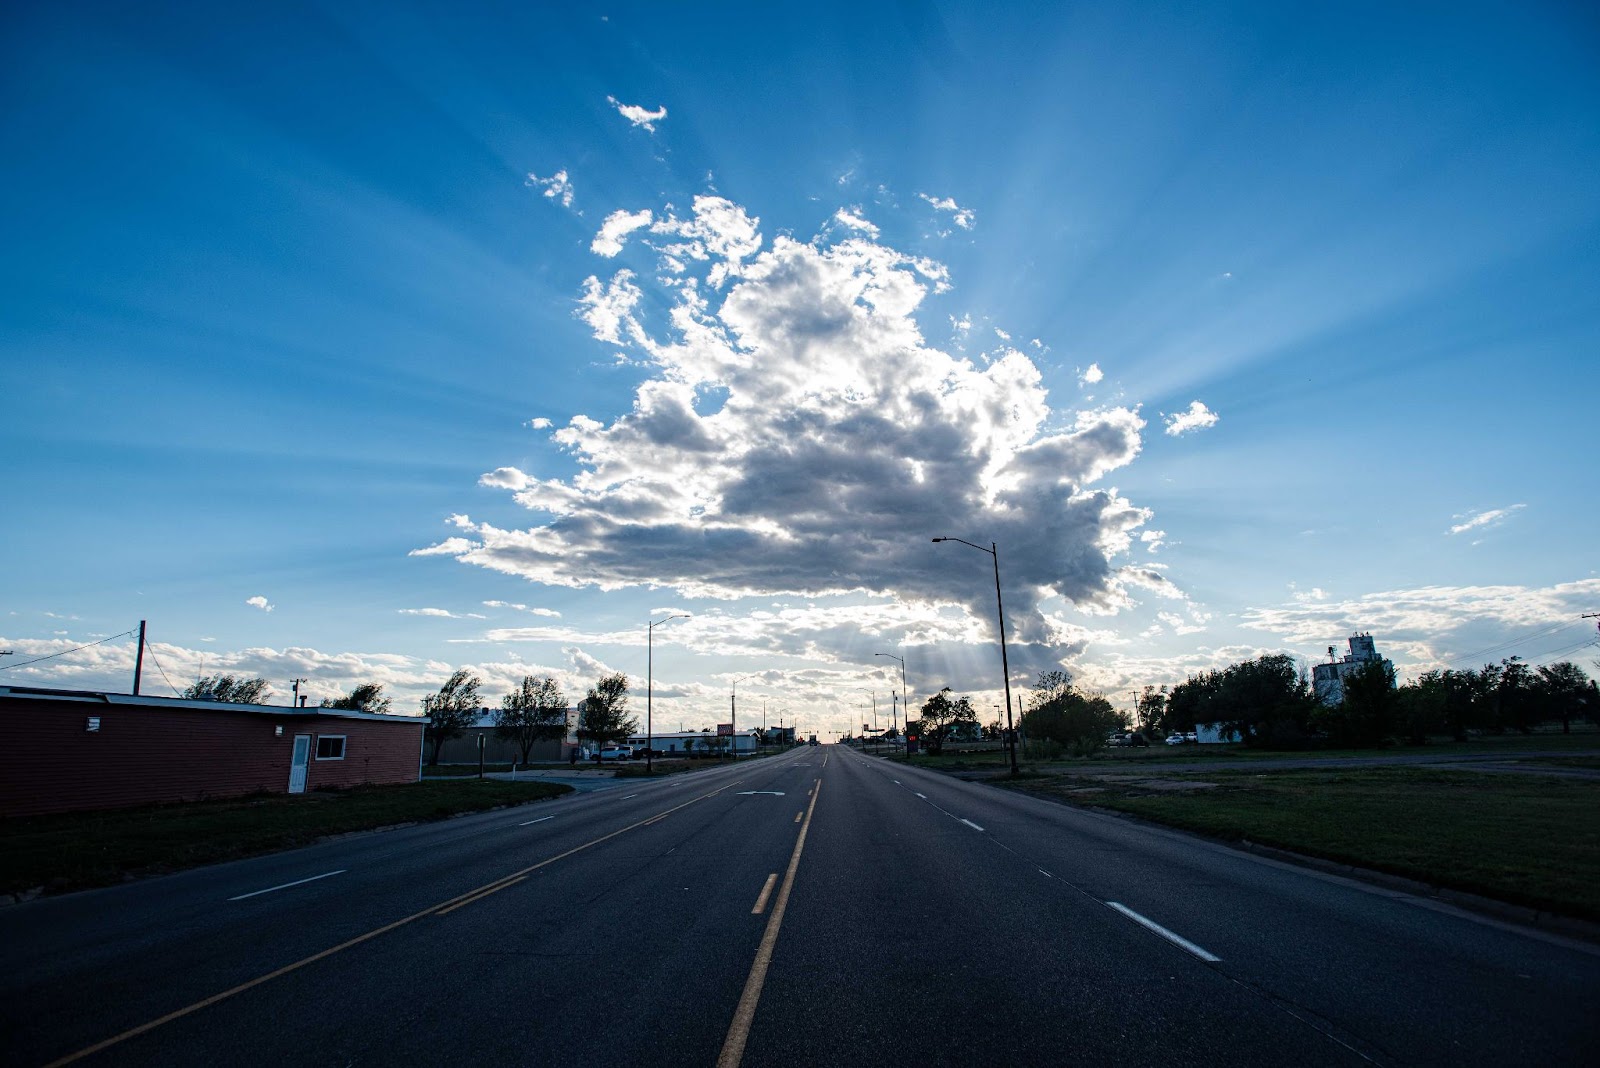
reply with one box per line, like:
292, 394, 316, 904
960, 818, 985, 832
1106, 902, 1222, 962
228, 869, 346, 901
520, 815, 555, 826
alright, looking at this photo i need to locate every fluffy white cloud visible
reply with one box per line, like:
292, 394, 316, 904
833, 208, 879, 237
246, 596, 274, 613
607, 96, 667, 132
1163, 400, 1219, 436
424, 194, 1162, 648
1080, 362, 1104, 385
592, 209, 654, 257
1448, 504, 1525, 536
917, 192, 975, 230
525, 170, 574, 209
527, 417, 553, 430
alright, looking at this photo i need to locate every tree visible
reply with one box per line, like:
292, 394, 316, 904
577, 673, 636, 759
495, 675, 569, 766
421, 669, 482, 766
917, 688, 974, 755
1022, 672, 1121, 757
1135, 685, 1168, 735
1171, 654, 1316, 748
321, 682, 391, 714
183, 674, 270, 704
1312, 660, 1396, 747
1536, 662, 1592, 734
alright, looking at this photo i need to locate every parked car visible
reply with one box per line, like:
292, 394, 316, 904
1165, 733, 1185, 746
596, 747, 631, 762
1184, 731, 1198, 743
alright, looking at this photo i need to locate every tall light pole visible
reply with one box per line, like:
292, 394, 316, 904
731, 672, 759, 762
875, 651, 910, 737
932, 537, 1018, 776
647, 613, 689, 773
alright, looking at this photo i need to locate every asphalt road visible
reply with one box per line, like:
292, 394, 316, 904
3, 746, 1597, 1066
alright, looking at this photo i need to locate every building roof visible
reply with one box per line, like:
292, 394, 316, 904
0, 685, 422, 724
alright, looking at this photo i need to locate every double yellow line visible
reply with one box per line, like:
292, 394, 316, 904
45, 780, 743, 1068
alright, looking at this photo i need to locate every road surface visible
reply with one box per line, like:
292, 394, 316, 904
3, 746, 1596, 1066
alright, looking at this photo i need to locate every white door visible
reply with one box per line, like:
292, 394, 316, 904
288, 735, 311, 794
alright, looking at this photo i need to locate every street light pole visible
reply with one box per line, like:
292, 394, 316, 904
875, 651, 910, 738
731, 672, 758, 762
647, 613, 689, 774
932, 537, 1019, 776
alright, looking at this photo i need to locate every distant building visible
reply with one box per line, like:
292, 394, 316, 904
1312, 633, 1395, 706
434, 707, 578, 764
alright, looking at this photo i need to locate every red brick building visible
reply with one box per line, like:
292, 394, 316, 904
0, 685, 425, 818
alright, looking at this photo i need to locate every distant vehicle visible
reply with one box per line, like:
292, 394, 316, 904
1165, 734, 1185, 746
597, 747, 631, 761
1184, 732, 1198, 743
1128, 733, 1148, 748
809, 738, 820, 746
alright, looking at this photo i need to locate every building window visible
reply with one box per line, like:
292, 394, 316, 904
315, 735, 346, 760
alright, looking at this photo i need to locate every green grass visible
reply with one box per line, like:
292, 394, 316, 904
0, 779, 572, 898
1008, 767, 1600, 921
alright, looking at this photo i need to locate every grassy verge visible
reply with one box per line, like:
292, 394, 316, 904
0, 779, 572, 899
882, 731, 1600, 772
1006, 767, 1600, 921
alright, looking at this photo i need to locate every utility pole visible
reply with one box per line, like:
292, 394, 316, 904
291, 677, 308, 708
133, 620, 146, 696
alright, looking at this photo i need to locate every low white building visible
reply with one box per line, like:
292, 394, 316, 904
625, 729, 762, 755
1312, 633, 1395, 706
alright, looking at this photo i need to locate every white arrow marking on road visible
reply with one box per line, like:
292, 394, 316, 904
228, 870, 345, 901
736, 791, 786, 796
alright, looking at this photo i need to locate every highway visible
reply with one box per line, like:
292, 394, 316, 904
3, 746, 1597, 1066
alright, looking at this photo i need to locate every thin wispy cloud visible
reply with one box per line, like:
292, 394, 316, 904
1448, 504, 1525, 536
607, 96, 667, 132
917, 192, 975, 230
398, 608, 486, 620
1163, 400, 1219, 436
833, 208, 879, 237
525, 170, 575, 209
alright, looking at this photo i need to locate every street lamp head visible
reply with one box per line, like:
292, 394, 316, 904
931, 537, 944, 542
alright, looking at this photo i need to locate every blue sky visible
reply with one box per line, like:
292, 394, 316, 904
4, 0, 1597, 739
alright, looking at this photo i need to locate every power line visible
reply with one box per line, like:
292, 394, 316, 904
1441, 619, 1585, 668
0, 629, 137, 673
143, 644, 185, 697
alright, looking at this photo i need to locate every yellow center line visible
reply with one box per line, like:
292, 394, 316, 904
716, 777, 823, 1068
435, 876, 526, 916
44, 778, 741, 1068
750, 873, 778, 915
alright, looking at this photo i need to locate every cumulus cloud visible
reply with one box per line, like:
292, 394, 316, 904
607, 96, 667, 132
422, 193, 1161, 647
917, 193, 975, 230
1448, 504, 1525, 537
246, 596, 273, 613
833, 208, 879, 237
528, 417, 553, 430
1163, 400, 1218, 436
592, 209, 654, 257
1080, 363, 1104, 385
526, 170, 574, 209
